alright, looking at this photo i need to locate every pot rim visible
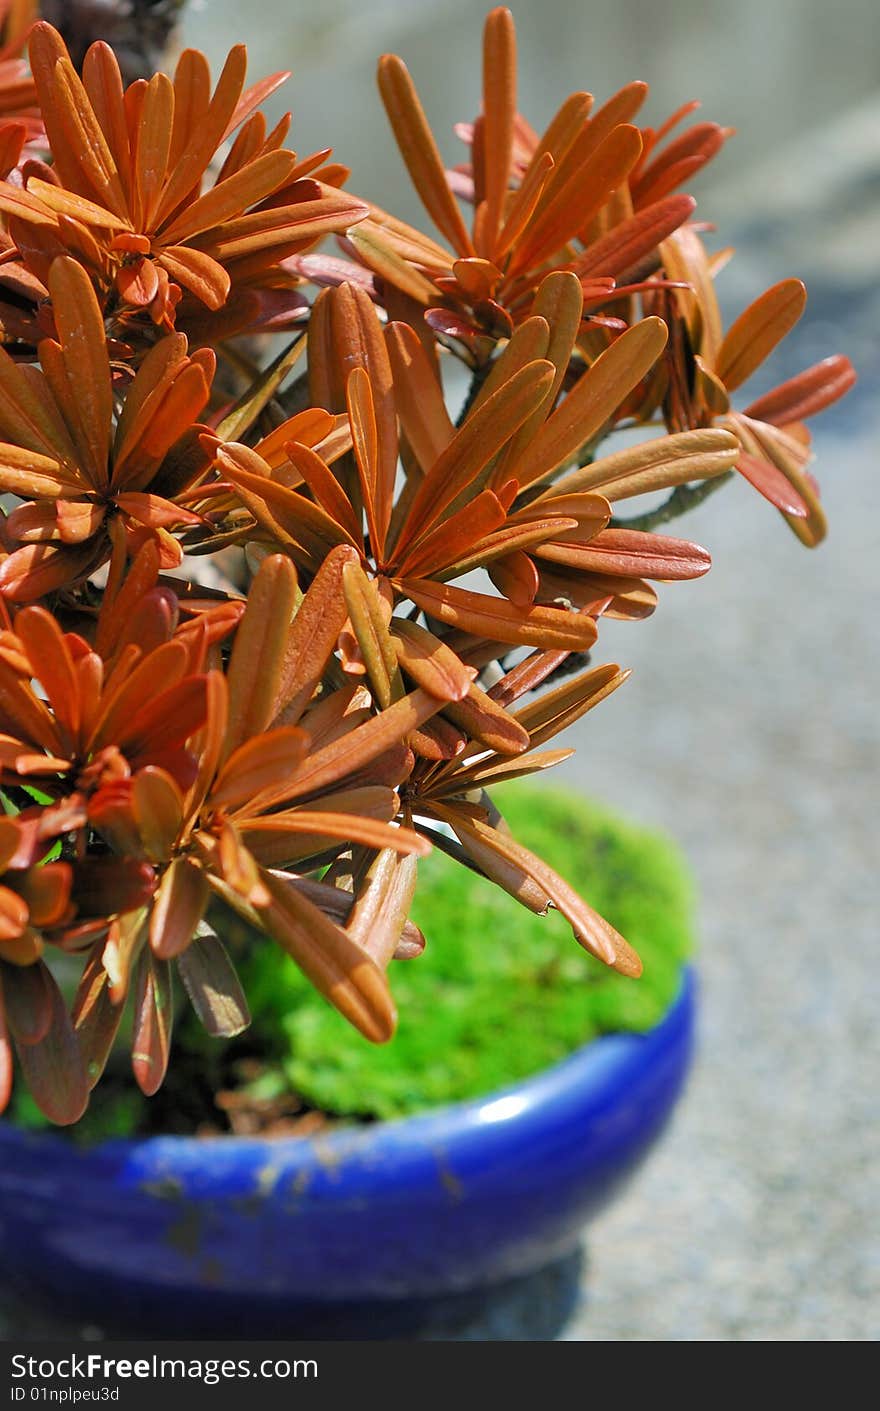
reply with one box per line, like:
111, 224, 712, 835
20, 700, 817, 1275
2, 967, 695, 1180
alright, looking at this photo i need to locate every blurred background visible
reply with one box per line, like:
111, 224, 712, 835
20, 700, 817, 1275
4, 0, 875, 1342
181, 0, 879, 1341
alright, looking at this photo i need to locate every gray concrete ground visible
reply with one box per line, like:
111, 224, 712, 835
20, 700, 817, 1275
560, 412, 878, 1341
555, 108, 879, 1341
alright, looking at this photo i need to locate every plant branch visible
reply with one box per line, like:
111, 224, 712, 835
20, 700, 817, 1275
610, 470, 734, 531
456, 360, 493, 426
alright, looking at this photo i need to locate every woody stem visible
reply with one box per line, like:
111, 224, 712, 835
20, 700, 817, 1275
610, 471, 734, 531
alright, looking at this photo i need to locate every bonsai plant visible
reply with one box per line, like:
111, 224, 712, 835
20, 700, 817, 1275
0, 1, 855, 1334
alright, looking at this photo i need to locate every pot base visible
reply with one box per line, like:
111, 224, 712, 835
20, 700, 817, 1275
2, 1246, 586, 1341
0, 970, 695, 1334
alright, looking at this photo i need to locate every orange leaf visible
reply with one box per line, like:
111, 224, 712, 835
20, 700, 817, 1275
14, 605, 80, 747
133, 71, 174, 227
284, 440, 362, 541
131, 949, 172, 1095
377, 53, 474, 256
211, 726, 309, 809
394, 487, 508, 578
512, 123, 644, 274
391, 617, 475, 701
157, 245, 231, 309
384, 320, 454, 472
159, 149, 297, 244
536, 528, 711, 580
440, 806, 641, 975
508, 318, 668, 489
149, 856, 209, 959
743, 355, 856, 426
273, 543, 360, 725
224, 553, 298, 757
399, 578, 599, 651
716, 279, 807, 392
82, 41, 131, 201
51, 54, 128, 217
47, 257, 113, 484
571, 193, 696, 279
481, 5, 517, 248
256, 869, 397, 1042
346, 366, 386, 557
396, 360, 555, 552
154, 43, 247, 226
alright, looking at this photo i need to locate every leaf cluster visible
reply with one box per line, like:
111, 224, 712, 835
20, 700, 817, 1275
0, 9, 853, 1123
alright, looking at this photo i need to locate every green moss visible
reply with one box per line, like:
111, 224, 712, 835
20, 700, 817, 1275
236, 782, 696, 1120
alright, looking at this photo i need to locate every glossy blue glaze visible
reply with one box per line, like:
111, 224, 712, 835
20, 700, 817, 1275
0, 969, 695, 1333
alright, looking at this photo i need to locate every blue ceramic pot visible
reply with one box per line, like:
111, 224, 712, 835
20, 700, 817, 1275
0, 968, 695, 1336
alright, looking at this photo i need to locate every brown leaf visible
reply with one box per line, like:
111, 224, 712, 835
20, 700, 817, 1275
72, 941, 123, 1090
1, 959, 53, 1046
256, 869, 396, 1042
441, 806, 641, 975
391, 617, 475, 701
149, 856, 209, 959
12, 961, 89, 1124
132, 766, 185, 861
346, 848, 419, 968
444, 680, 530, 756
377, 53, 474, 256
273, 544, 360, 725
341, 559, 398, 709
396, 360, 555, 549
509, 318, 669, 488
514, 662, 629, 745
481, 5, 517, 247
273, 688, 445, 806
535, 528, 712, 580
131, 949, 172, 1096
176, 931, 251, 1037
547, 426, 739, 501
743, 355, 856, 427
212, 727, 309, 809
735, 449, 809, 517
443, 747, 574, 792
716, 279, 807, 391
400, 578, 599, 650
224, 553, 298, 756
